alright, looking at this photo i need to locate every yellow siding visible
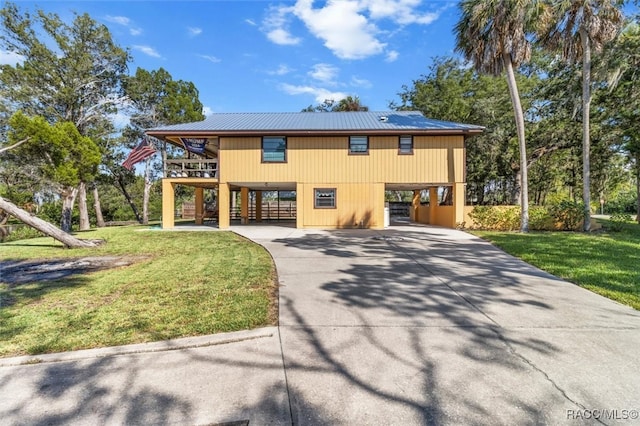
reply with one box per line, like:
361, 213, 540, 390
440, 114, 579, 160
298, 183, 384, 229
219, 135, 465, 185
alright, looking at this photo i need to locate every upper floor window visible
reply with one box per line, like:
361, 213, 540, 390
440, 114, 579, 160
262, 136, 286, 162
349, 136, 369, 155
399, 135, 413, 155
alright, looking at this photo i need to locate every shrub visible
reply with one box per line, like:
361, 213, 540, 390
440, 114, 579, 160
547, 200, 584, 231
529, 206, 554, 231
1, 225, 45, 243
468, 206, 520, 231
608, 213, 632, 232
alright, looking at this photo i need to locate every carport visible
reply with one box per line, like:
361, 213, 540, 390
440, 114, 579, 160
385, 183, 466, 228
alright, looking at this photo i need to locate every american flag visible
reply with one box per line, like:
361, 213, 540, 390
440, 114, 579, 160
122, 137, 157, 170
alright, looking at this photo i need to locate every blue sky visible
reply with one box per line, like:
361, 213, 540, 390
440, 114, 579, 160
1, 1, 637, 117
1, 0, 463, 115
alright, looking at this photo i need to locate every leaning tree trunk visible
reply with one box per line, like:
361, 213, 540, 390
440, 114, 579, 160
503, 52, 529, 232
0, 196, 100, 248
60, 186, 78, 233
93, 184, 105, 228
142, 157, 152, 225
580, 27, 592, 232
78, 182, 91, 231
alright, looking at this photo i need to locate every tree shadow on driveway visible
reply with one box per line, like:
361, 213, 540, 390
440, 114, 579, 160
268, 227, 640, 423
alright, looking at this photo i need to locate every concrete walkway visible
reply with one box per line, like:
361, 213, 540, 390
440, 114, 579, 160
1, 224, 639, 425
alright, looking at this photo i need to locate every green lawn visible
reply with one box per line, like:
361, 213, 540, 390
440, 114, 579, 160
473, 220, 640, 310
0, 226, 277, 357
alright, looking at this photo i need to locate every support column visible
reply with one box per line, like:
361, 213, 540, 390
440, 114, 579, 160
429, 187, 438, 225
453, 183, 465, 228
296, 183, 304, 228
255, 191, 263, 222
411, 190, 420, 223
195, 187, 204, 225
240, 187, 249, 225
162, 179, 175, 229
218, 184, 230, 228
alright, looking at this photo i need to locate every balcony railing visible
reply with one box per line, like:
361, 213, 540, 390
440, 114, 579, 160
165, 159, 218, 178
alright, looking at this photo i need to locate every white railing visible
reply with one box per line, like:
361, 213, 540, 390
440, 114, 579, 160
165, 159, 218, 178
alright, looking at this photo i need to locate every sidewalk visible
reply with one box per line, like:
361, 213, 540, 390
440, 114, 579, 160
1, 224, 639, 425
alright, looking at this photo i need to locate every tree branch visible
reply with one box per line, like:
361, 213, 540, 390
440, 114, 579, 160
0, 137, 31, 155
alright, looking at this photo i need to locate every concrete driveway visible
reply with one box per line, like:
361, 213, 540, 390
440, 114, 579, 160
235, 224, 640, 425
1, 224, 639, 425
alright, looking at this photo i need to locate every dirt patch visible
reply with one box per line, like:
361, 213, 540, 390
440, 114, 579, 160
0, 256, 149, 286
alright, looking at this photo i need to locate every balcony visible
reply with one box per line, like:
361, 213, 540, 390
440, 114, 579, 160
165, 159, 218, 179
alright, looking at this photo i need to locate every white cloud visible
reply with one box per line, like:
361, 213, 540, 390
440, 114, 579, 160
133, 45, 163, 59
267, 28, 301, 46
261, 0, 441, 60
385, 50, 399, 62
267, 64, 294, 76
262, 5, 301, 46
0, 50, 24, 65
188, 27, 203, 37
293, 0, 384, 60
280, 83, 348, 104
203, 106, 213, 117
105, 15, 142, 36
363, 0, 439, 25
106, 15, 130, 26
245, 19, 257, 26
351, 76, 372, 89
308, 63, 338, 84
199, 54, 221, 63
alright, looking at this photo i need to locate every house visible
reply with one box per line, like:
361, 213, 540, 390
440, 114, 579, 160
146, 111, 483, 230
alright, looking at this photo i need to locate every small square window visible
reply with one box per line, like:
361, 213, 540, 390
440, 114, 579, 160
399, 135, 413, 154
262, 136, 286, 162
314, 188, 336, 209
349, 136, 368, 154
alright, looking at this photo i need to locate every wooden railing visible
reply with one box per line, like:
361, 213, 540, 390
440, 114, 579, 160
165, 159, 218, 178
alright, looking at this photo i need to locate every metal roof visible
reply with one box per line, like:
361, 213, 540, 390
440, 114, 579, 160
148, 111, 484, 134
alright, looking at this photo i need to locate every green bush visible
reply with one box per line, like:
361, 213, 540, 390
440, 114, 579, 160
547, 200, 584, 231
605, 190, 637, 215
608, 213, 633, 232
529, 206, 554, 230
1, 225, 45, 243
468, 206, 520, 231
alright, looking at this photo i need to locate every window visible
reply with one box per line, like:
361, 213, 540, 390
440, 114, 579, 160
399, 135, 413, 154
314, 188, 336, 209
262, 136, 286, 162
349, 136, 368, 154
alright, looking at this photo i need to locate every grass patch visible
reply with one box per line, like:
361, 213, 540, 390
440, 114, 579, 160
473, 220, 640, 311
0, 226, 277, 357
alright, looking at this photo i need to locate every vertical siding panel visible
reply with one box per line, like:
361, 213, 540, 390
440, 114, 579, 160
221, 134, 465, 186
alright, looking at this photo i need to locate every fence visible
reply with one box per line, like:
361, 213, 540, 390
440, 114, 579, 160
182, 201, 297, 220
230, 201, 296, 220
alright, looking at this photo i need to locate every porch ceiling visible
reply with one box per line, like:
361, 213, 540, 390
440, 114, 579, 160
164, 177, 219, 189
385, 183, 443, 191
229, 182, 297, 191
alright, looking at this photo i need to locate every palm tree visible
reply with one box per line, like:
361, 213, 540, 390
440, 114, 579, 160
334, 96, 369, 112
537, 0, 623, 231
454, 0, 542, 232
